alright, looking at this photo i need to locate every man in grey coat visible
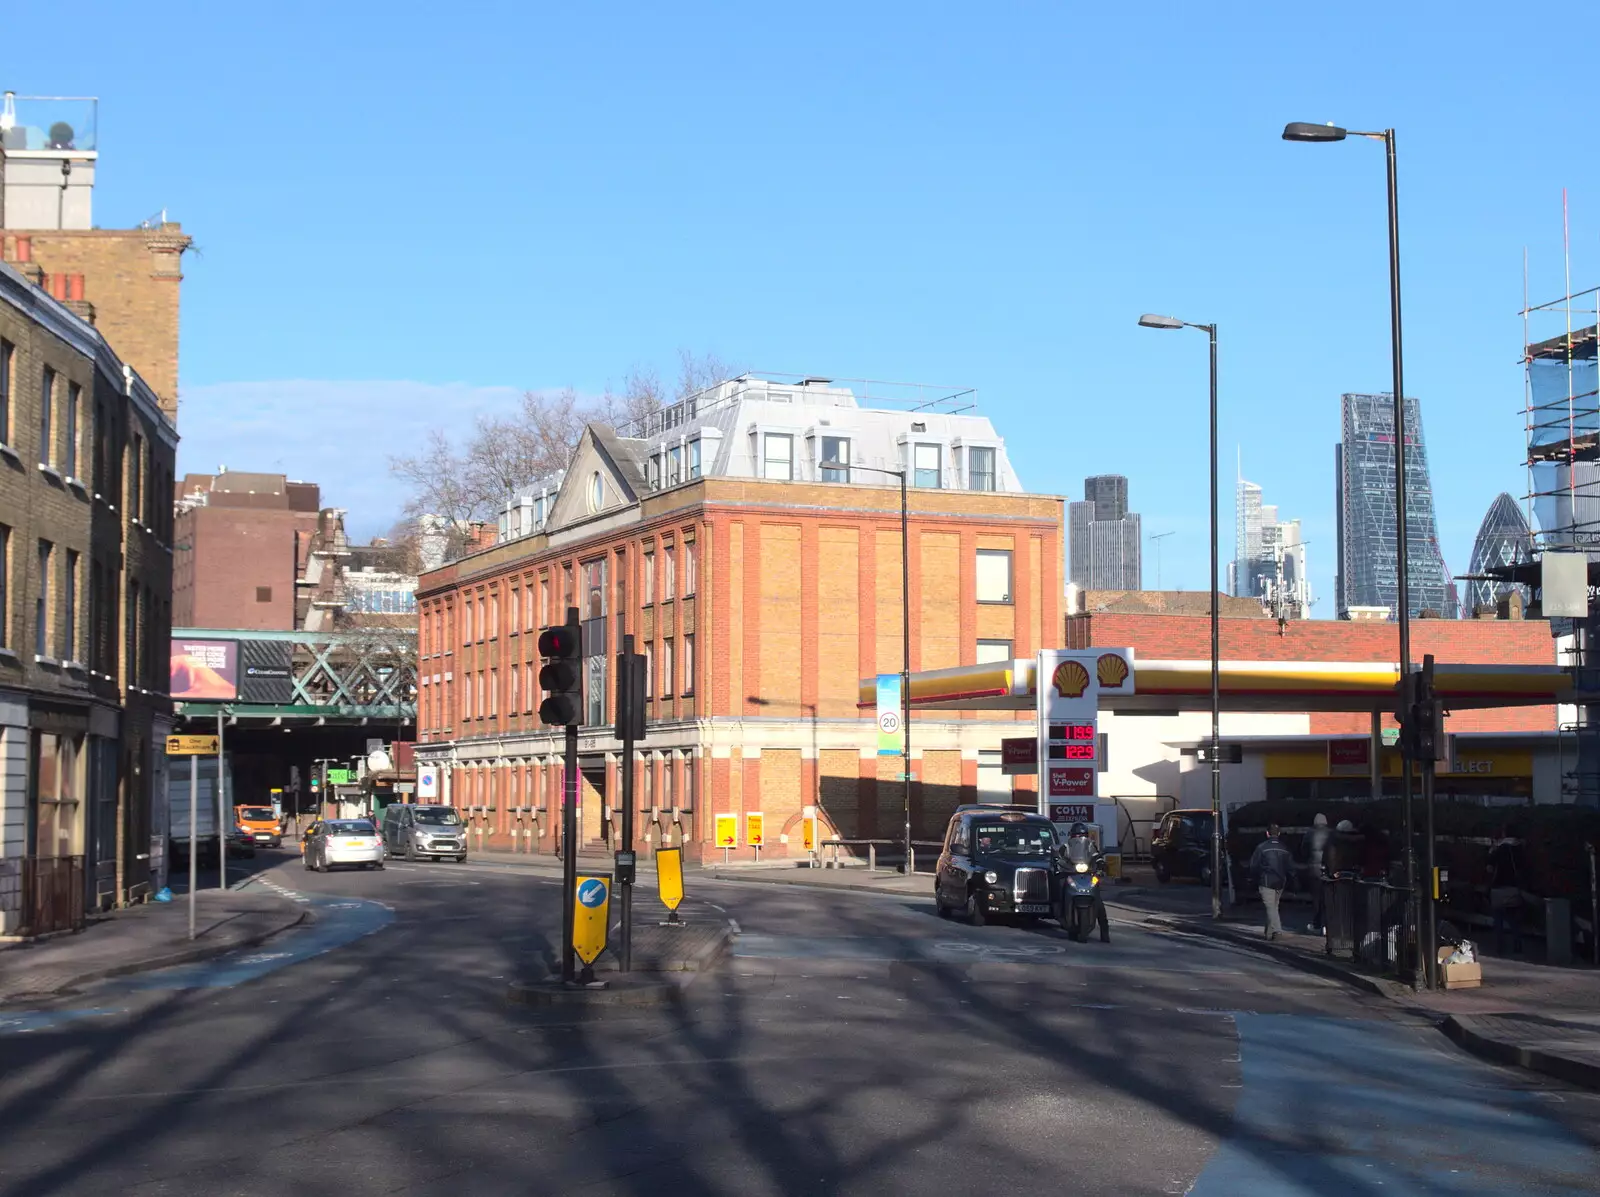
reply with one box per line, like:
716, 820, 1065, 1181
1305, 813, 1331, 934
1249, 824, 1296, 940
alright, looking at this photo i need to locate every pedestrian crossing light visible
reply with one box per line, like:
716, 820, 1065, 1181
538, 615, 584, 727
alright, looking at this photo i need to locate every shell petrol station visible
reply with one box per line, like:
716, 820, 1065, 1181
865, 639, 1576, 873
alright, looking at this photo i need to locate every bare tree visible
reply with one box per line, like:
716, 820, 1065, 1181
676, 349, 740, 400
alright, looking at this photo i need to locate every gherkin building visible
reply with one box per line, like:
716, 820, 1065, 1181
1464, 492, 1534, 614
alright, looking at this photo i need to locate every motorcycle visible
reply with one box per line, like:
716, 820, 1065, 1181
1061, 860, 1100, 943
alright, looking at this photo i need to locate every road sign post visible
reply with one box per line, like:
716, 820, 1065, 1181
747, 812, 764, 863
572, 873, 611, 987
714, 813, 737, 864
216, 711, 227, 894
615, 633, 647, 973
188, 755, 198, 941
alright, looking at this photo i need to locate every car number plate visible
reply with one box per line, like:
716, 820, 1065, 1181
1017, 903, 1049, 913
344, 840, 369, 847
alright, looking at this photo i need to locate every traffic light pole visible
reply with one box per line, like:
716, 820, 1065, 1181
561, 720, 578, 984
1421, 653, 1438, 990
619, 634, 637, 973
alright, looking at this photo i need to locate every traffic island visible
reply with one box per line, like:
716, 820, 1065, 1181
505, 975, 689, 1008
503, 920, 736, 1008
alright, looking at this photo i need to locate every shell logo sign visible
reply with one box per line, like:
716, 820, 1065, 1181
1096, 653, 1131, 690
1052, 659, 1091, 699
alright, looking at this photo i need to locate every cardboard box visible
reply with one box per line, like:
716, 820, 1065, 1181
1443, 961, 1482, 990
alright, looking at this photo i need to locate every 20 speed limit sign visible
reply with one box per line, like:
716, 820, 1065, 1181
878, 709, 901, 735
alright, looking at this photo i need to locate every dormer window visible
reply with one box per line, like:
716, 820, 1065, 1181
819, 435, 851, 482
913, 443, 942, 489
762, 433, 794, 481
668, 443, 683, 486
688, 438, 702, 479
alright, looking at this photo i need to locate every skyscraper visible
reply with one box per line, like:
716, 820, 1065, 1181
1068, 475, 1141, 590
1233, 478, 1265, 597
1232, 472, 1312, 617
1464, 492, 1534, 614
1335, 393, 1458, 619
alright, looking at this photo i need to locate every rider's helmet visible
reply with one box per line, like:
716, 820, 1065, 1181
1067, 822, 1091, 840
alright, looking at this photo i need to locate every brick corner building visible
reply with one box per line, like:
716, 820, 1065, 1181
416, 377, 1062, 863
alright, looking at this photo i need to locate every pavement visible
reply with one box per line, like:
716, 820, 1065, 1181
1, 851, 1597, 1193
0, 886, 311, 1003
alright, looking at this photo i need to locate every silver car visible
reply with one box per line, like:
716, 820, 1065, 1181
382, 803, 468, 863
304, 819, 384, 872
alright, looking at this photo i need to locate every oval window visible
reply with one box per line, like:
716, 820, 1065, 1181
588, 472, 605, 513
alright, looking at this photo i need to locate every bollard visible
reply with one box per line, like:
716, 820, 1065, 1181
1546, 898, 1573, 967
868, 843, 877, 872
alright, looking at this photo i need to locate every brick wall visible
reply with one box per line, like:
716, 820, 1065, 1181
175, 505, 319, 630
1, 228, 190, 419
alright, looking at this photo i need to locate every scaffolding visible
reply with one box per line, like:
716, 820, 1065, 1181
1521, 231, 1600, 802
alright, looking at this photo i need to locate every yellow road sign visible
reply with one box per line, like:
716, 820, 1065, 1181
714, 813, 738, 848
801, 816, 816, 853
746, 812, 764, 848
656, 846, 684, 911
166, 735, 220, 756
573, 874, 611, 966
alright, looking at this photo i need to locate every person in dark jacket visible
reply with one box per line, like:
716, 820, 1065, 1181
1487, 828, 1525, 955
1248, 824, 1296, 940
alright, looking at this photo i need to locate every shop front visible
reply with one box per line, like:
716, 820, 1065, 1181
1263, 740, 1537, 805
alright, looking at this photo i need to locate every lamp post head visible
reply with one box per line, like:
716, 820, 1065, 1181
1283, 121, 1347, 142
1138, 313, 1185, 330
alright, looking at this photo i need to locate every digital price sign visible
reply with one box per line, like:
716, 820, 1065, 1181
1048, 724, 1096, 743
1049, 743, 1096, 761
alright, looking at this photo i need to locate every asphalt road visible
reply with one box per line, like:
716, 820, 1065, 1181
2, 851, 1598, 1196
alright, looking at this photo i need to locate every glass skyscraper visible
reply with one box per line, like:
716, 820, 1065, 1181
1464, 492, 1534, 613
1067, 475, 1141, 590
1335, 393, 1458, 619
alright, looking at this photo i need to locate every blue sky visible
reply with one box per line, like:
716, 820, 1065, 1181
10, 2, 1598, 607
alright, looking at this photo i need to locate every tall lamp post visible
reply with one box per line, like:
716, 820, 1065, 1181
1283, 121, 1423, 982
1138, 313, 1222, 921
822, 459, 912, 874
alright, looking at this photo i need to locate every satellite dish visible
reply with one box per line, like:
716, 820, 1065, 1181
367, 749, 393, 773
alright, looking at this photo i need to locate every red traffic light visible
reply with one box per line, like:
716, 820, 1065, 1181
538, 625, 581, 658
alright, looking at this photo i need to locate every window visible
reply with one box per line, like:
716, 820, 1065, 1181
643, 551, 655, 605
663, 544, 676, 601
64, 382, 79, 478
129, 433, 143, 516
463, 598, 474, 643
663, 754, 675, 810
684, 540, 697, 596
510, 663, 520, 713
667, 444, 682, 486
646, 454, 661, 490
255, 586, 272, 603
682, 755, 694, 812
688, 438, 703, 479
31, 731, 83, 859
968, 446, 997, 492
661, 637, 674, 697
682, 633, 695, 695
762, 433, 793, 481
563, 562, 574, 609
976, 639, 1013, 664
477, 595, 486, 639
476, 672, 485, 719
64, 550, 78, 661
489, 592, 499, 638
644, 642, 654, 701
0, 338, 11, 445
614, 551, 628, 621
39, 367, 54, 467
913, 443, 942, 489
976, 549, 1013, 604
0, 524, 8, 649
36, 541, 51, 657
489, 668, 498, 717
588, 471, 605, 512
539, 575, 549, 626
125, 581, 137, 687
820, 435, 851, 482
92, 400, 107, 496
585, 655, 606, 727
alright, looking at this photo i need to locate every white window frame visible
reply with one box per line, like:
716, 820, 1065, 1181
976, 548, 1013, 604
761, 432, 794, 481
811, 430, 852, 483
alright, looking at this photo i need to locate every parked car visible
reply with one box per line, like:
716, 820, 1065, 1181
933, 808, 1062, 925
382, 804, 468, 863
1150, 808, 1216, 883
304, 819, 384, 872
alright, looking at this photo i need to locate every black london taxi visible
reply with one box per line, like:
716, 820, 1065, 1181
933, 807, 1063, 925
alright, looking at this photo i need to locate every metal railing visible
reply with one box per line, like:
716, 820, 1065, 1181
1324, 876, 1412, 976
821, 838, 943, 873
21, 856, 85, 937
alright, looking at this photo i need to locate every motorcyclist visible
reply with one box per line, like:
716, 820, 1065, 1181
1062, 822, 1111, 943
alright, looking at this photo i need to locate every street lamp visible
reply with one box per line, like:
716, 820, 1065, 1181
1283, 120, 1423, 982
822, 459, 912, 874
1138, 313, 1223, 921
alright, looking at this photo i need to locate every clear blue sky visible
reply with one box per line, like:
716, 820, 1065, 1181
10, 2, 1598, 609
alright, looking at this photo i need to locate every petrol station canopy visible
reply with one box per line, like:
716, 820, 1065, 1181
858, 654, 1578, 715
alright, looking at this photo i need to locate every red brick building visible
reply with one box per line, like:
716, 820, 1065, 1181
415, 379, 1060, 860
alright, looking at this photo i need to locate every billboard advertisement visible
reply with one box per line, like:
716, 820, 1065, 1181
239, 640, 294, 704
170, 638, 239, 701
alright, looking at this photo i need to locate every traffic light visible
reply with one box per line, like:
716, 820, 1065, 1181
538, 615, 584, 726
614, 651, 647, 743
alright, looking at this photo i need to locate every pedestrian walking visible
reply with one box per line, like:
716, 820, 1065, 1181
1248, 824, 1296, 940
1305, 813, 1331, 934
1487, 827, 1525, 956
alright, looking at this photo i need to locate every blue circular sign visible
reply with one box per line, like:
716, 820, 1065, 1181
577, 878, 607, 908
